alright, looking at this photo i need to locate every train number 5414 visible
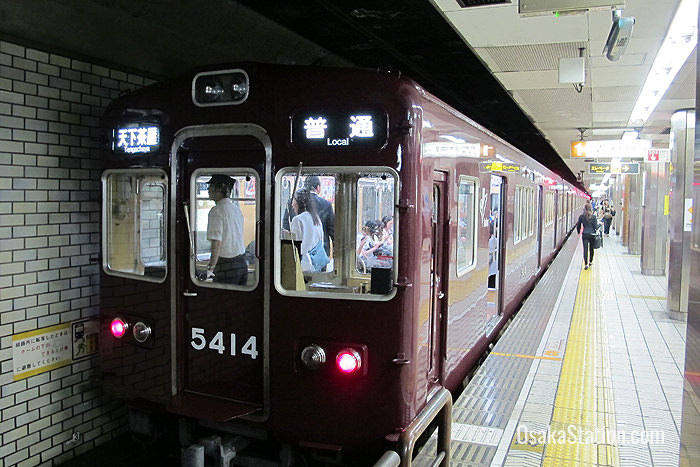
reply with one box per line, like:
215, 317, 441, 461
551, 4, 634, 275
190, 328, 258, 359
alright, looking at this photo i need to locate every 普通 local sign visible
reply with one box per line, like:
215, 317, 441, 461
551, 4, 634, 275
571, 139, 651, 158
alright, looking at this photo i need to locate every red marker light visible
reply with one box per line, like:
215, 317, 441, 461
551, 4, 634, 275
110, 318, 128, 338
336, 349, 362, 374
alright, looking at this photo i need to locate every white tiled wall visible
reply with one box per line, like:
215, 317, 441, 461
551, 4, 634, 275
0, 40, 153, 466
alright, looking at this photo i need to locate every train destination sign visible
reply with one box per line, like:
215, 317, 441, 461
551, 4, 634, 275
292, 110, 387, 149
113, 123, 161, 154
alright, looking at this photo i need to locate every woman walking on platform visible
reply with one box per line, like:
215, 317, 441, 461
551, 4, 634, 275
576, 203, 599, 270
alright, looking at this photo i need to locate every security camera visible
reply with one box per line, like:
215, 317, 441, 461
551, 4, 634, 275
603, 10, 635, 61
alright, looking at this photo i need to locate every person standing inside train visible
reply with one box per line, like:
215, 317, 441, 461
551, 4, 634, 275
576, 202, 599, 270
599, 199, 615, 236
304, 176, 335, 258
290, 188, 328, 272
206, 174, 247, 285
282, 176, 335, 260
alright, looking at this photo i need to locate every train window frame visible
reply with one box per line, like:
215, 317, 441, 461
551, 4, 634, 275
188, 169, 260, 291
102, 168, 168, 283
514, 186, 522, 244
456, 176, 479, 277
273, 166, 399, 300
528, 187, 535, 237
514, 185, 536, 245
545, 191, 554, 226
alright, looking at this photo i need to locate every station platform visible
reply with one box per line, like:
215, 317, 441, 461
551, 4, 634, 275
416, 229, 686, 467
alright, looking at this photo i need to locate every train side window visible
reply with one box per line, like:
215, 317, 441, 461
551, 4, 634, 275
190, 171, 258, 289
275, 168, 397, 299
514, 186, 521, 243
103, 169, 167, 282
546, 191, 554, 225
528, 187, 535, 237
456, 176, 478, 275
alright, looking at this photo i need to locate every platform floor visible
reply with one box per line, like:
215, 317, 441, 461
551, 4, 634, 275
417, 229, 686, 467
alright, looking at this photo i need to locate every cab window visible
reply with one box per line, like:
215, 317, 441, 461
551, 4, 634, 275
276, 168, 397, 298
103, 169, 167, 281
189, 170, 258, 289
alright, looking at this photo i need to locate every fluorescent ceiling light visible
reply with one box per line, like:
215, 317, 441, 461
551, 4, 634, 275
628, 0, 698, 126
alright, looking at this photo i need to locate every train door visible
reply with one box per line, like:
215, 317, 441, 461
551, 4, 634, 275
428, 172, 448, 389
486, 175, 505, 324
169, 126, 270, 422
537, 185, 543, 270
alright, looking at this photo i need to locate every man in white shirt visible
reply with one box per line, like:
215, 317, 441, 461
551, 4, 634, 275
206, 174, 247, 285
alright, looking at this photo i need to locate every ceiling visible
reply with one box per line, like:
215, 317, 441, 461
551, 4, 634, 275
431, 0, 696, 188
1, 0, 695, 190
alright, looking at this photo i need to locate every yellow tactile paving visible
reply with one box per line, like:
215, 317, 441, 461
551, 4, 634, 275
491, 351, 563, 361
542, 262, 620, 467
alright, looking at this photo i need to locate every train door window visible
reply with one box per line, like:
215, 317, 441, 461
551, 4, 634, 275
189, 171, 258, 289
514, 186, 522, 243
456, 176, 478, 275
103, 169, 167, 282
275, 168, 397, 299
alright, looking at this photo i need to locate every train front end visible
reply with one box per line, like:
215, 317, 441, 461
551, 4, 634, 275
98, 64, 433, 464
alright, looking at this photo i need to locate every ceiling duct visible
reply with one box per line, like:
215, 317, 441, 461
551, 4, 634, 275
457, 0, 512, 7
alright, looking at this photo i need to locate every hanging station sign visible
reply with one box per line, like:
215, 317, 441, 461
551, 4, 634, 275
571, 139, 651, 158
588, 162, 640, 174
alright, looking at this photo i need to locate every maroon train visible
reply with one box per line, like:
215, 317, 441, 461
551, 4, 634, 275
99, 63, 586, 465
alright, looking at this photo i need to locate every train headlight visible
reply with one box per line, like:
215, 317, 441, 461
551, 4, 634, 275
230, 75, 248, 100
110, 318, 128, 339
200, 79, 225, 102
336, 349, 362, 374
193, 69, 249, 106
300, 344, 326, 370
132, 321, 152, 343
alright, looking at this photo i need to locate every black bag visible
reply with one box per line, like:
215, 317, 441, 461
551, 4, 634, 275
593, 232, 603, 249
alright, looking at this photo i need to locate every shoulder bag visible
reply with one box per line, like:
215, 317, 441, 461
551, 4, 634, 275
308, 240, 330, 272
